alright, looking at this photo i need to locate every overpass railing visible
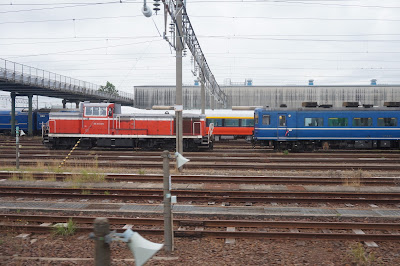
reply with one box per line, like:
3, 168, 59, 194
0, 58, 133, 101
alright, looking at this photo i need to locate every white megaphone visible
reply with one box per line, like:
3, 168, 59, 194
175, 152, 190, 168
120, 229, 163, 266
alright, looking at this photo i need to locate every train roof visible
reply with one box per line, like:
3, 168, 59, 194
256, 107, 400, 112
125, 108, 254, 118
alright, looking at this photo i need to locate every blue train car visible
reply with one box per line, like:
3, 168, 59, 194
0, 109, 30, 133
0, 108, 52, 135
36, 110, 50, 133
253, 106, 400, 151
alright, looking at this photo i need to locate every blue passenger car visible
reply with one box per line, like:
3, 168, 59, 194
0, 108, 51, 135
0, 109, 29, 132
253, 106, 400, 151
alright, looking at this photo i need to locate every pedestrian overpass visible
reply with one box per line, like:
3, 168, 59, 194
0, 58, 134, 135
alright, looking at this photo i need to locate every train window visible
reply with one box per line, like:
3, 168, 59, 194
224, 119, 239, 127
353, 117, 372, 126
304, 118, 323, 127
378, 117, 397, 127
328, 118, 348, 127
100, 107, 107, 116
93, 107, 100, 116
241, 119, 254, 127
207, 118, 222, 127
262, 115, 270, 125
85, 107, 93, 116
279, 115, 286, 127
108, 108, 113, 117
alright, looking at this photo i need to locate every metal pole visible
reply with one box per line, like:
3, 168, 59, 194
176, 0, 183, 157
93, 217, 111, 266
16, 126, 19, 169
211, 93, 215, 110
201, 73, 205, 115
162, 150, 173, 253
11, 92, 16, 136
28, 94, 33, 136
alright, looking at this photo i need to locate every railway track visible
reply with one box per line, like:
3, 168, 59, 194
2, 158, 400, 170
1, 186, 400, 204
1, 214, 399, 241
1, 171, 399, 186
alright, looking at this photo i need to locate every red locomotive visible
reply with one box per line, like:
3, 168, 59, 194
43, 102, 213, 151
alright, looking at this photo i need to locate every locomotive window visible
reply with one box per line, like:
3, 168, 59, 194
328, 118, 348, 127
93, 107, 100, 116
241, 119, 254, 127
108, 108, 113, 116
304, 118, 323, 127
85, 107, 93, 116
100, 107, 107, 116
378, 117, 397, 127
262, 115, 270, 125
207, 118, 222, 127
224, 119, 239, 127
353, 117, 372, 127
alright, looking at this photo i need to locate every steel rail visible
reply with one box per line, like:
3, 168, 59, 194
3, 158, 400, 171
2, 214, 400, 230
1, 224, 399, 241
0, 172, 398, 186
1, 187, 400, 203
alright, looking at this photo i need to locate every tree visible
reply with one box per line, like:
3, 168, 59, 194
98, 81, 119, 96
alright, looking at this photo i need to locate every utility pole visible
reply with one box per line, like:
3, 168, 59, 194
175, 0, 183, 155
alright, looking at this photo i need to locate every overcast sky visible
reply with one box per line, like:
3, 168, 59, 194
1, 0, 400, 107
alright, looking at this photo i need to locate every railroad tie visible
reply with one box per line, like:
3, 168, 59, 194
225, 227, 236, 244
352, 229, 379, 247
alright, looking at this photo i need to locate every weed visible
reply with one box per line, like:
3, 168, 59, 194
80, 170, 105, 183
44, 173, 57, 182
81, 190, 91, 195
10, 173, 20, 181
94, 155, 99, 169
283, 150, 289, 155
52, 218, 77, 237
104, 191, 110, 195
21, 172, 35, 181
138, 169, 146, 175
348, 242, 376, 265
342, 169, 366, 187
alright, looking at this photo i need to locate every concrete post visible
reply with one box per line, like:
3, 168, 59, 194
11, 92, 16, 136
94, 218, 111, 266
162, 150, 174, 253
28, 94, 33, 136
176, 0, 183, 156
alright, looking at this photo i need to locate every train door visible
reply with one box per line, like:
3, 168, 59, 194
277, 113, 288, 140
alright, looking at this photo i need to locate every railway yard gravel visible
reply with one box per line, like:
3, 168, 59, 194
1, 232, 400, 265
1, 141, 400, 265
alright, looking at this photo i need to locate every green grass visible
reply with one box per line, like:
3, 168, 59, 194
52, 218, 77, 237
348, 242, 376, 265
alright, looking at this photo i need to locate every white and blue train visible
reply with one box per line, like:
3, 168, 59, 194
253, 104, 400, 151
